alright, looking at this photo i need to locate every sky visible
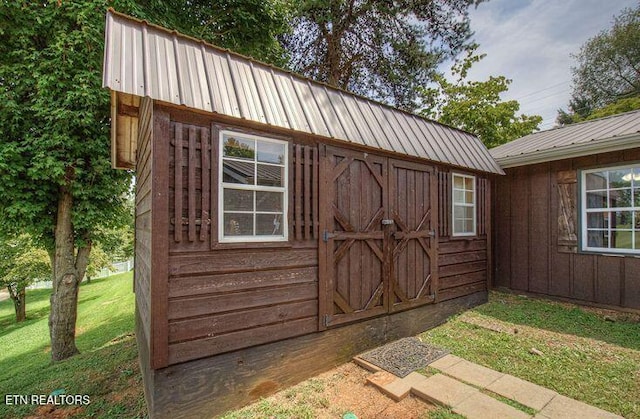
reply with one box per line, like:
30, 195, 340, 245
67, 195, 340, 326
459, 0, 638, 131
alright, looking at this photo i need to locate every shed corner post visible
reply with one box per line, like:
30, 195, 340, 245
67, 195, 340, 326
150, 106, 171, 369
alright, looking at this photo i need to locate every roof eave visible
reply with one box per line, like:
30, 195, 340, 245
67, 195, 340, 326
494, 133, 640, 168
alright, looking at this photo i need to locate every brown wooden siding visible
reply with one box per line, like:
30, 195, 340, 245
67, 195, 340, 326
436, 169, 490, 301
134, 97, 153, 358
493, 147, 640, 310
147, 104, 492, 367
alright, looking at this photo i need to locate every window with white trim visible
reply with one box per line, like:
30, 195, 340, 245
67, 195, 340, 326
219, 131, 288, 242
581, 164, 640, 254
452, 173, 476, 236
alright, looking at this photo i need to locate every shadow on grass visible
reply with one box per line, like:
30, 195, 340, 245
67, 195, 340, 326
476, 292, 640, 351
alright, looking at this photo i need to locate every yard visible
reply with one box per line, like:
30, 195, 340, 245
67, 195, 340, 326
0, 275, 638, 418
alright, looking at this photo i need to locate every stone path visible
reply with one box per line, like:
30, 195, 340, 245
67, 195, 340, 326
355, 354, 623, 419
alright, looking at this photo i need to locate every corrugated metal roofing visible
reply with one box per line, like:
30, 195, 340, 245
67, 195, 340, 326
490, 110, 640, 165
103, 9, 503, 174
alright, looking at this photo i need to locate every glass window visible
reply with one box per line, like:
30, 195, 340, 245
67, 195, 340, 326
219, 131, 288, 242
452, 173, 476, 236
581, 164, 640, 254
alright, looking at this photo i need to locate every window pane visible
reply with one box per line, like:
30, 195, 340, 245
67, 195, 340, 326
257, 141, 286, 164
611, 230, 633, 249
257, 164, 284, 187
464, 219, 474, 233
609, 188, 631, 208
587, 212, 608, 229
256, 191, 283, 212
635, 188, 640, 207
465, 191, 474, 203
585, 172, 607, 190
464, 177, 473, 190
454, 220, 465, 234
453, 176, 464, 189
463, 206, 474, 219
454, 190, 464, 204
613, 211, 633, 228
223, 136, 255, 160
256, 213, 283, 235
224, 189, 253, 211
586, 191, 607, 209
454, 206, 465, 219
223, 161, 254, 184
587, 230, 608, 248
609, 169, 632, 189
636, 231, 640, 250
224, 213, 253, 236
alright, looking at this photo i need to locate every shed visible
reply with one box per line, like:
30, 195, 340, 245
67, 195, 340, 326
103, 9, 503, 418
491, 110, 640, 310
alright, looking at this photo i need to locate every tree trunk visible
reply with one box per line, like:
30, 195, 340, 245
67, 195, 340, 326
49, 187, 91, 362
7, 284, 26, 323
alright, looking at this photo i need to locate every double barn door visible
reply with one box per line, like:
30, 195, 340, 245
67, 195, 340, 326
319, 146, 438, 328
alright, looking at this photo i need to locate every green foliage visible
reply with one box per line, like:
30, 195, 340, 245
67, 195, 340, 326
558, 5, 640, 123
283, 0, 484, 110
0, 1, 134, 250
421, 49, 542, 148
133, 0, 292, 65
558, 97, 640, 125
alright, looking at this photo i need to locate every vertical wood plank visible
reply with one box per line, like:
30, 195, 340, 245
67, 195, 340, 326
188, 126, 197, 242
312, 147, 319, 240
174, 123, 183, 243
529, 163, 549, 294
304, 146, 311, 240
494, 170, 511, 288
510, 166, 529, 291
317, 145, 329, 330
200, 127, 210, 242
485, 175, 493, 289
210, 124, 219, 247
295, 145, 303, 240
151, 108, 171, 369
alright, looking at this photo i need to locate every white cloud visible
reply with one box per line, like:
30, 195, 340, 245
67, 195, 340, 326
455, 0, 637, 130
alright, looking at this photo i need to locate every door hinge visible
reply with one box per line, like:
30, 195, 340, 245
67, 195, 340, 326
324, 314, 331, 327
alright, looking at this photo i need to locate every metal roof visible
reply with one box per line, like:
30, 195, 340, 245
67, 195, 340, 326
103, 10, 502, 174
490, 110, 640, 167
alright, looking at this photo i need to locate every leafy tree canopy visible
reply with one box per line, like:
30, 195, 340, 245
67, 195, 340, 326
282, 0, 484, 111
421, 49, 542, 148
558, 5, 640, 124
0, 0, 290, 361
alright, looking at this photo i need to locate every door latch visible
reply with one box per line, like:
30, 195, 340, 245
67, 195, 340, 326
381, 219, 394, 225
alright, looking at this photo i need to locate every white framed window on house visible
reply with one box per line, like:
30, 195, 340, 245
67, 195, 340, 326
581, 164, 640, 254
218, 130, 288, 243
452, 173, 476, 236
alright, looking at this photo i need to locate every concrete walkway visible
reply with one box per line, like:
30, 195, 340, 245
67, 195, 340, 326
355, 354, 623, 419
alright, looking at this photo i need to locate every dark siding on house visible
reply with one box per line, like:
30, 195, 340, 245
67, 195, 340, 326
493, 147, 640, 310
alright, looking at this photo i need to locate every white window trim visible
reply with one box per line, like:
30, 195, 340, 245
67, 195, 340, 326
452, 173, 476, 237
580, 163, 639, 255
218, 130, 289, 243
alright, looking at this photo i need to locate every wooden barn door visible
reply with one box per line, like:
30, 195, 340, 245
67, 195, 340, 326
389, 160, 437, 312
319, 148, 438, 328
319, 146, 389, 328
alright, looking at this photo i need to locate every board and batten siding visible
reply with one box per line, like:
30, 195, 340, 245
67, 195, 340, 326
494, 147, 640, 309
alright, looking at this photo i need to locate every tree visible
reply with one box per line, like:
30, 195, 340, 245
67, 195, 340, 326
421, 49, 542, 148
282, 0, 484, 111
558, 5, 640, 123
0, 1, 289, 362
0, 235, 51, 323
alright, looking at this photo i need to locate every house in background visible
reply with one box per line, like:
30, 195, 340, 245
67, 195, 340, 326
491, 110, 640, 310
102, 10, 503, 418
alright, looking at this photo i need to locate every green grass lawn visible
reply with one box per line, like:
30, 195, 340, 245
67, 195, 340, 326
0, 272, 145, 418
2, 279, 639, 419
420, 292, 640, 418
